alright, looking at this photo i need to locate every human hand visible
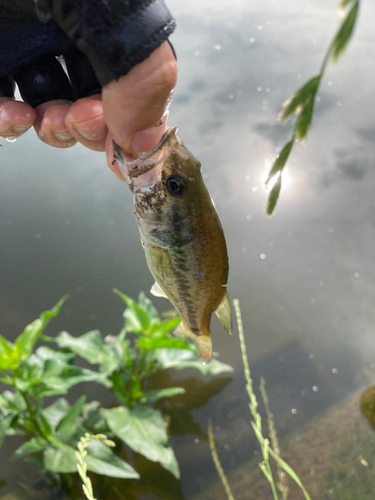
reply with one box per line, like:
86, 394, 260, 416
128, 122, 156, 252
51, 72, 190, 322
0, 41, 177, 180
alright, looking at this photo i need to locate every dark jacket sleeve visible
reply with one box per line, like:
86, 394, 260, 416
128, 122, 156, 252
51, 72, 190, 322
0, 0, 176, 86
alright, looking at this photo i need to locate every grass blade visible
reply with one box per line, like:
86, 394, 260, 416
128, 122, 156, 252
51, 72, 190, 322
279, 76, 320, 120
265, 140, 293, 186
252, 423, 311, 500
207, 420, 235, 500
234, 300, 279, 500
266, 175, 282, 216
331, 1, 359, 61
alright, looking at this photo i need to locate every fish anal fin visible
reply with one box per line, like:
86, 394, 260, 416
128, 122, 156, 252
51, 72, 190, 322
150, 281, 168, 298
215, 291, 232, 336
173, 324, 213, 364
173, 323, 189, 338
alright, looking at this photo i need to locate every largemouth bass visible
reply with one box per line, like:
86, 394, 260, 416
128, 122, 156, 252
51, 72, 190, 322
113, 127, 231, 362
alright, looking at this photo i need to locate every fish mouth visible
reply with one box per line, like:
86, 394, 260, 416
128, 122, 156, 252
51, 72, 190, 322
113, 127, 178, 185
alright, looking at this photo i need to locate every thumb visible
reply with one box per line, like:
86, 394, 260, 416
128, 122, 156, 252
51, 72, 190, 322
102, 41, 177, 160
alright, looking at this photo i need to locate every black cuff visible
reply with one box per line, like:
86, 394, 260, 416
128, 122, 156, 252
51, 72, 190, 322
71, 0, 176, 86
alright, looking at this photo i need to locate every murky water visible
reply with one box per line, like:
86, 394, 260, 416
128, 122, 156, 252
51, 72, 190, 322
1, 0, 375, 498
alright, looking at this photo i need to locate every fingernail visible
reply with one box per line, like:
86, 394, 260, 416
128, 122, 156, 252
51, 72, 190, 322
74, 116, 107, 141
52, 130, 74, 142
13, 124, 32, 134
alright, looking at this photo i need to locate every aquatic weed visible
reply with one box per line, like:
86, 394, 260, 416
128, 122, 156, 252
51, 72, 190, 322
0, 292, 233, 494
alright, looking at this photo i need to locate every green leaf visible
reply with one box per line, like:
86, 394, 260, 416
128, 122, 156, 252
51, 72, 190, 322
155, 349, 234, 376
102, 406, 179, 478
138, 292, 159, 321
81, 402, 106, 431
6, 424, 25, 437
0, 376, 13, 385
11, 437, 48, 460
140, 387, 186, 403
0, 336, 14, 356
152, 318, 182, 335
265, 140, 293, 185
55, 330, 105, 363
102, 332, 133, 371
21, 354, 45, 385
42, 366, 110, 391
111, 370, 129, 402
85, 439, 140, 479
266, 175, 282, 216
38, 412, 52, 439
15, 296, 68, 361
295, 98, 314, 142
137, 336, 190, 351
0, 336, 15, 370
41, 357, 68, 379
340, 0, 356, 6
114, 289, 150, 333
56, 396, 86, 433
0, 391, 26, 413
44, 441, 140, 479
42, 398, 71, 430
331, 2, 359, 61
38, 388, 69, 398
44, 445, 78, 473
55, 330, 117, 372
14, 378, 32, 392
279, 75, 320, 120
0, 411, 14, 447
36, 346, 75, 363
42, 399, 87, 445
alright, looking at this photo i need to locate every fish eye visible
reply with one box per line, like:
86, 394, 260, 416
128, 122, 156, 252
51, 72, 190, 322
166, 175, 185, 196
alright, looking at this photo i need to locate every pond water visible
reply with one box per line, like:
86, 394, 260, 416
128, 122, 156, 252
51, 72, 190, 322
1, 0, 375, 498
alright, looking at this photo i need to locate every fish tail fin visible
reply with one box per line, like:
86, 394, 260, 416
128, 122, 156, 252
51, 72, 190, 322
194, 335, 213, 364
174, 324, 213, 364
215, 291, 232, 336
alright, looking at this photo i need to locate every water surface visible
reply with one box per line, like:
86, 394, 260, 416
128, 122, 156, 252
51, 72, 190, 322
1, 0, 375, 498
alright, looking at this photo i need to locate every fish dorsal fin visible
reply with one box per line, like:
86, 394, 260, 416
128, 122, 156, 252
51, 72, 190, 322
215, 290, 232, 336
173, 324, 213, 364
150, 281, 168, 298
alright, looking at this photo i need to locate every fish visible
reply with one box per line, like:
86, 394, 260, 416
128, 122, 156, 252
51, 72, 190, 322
113, 127, 232, 363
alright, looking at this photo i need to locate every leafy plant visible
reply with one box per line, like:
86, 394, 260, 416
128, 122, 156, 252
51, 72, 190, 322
0, 298, 136, 481
265, 0, 360, 215
0, 291, 233, 494
208, 300, 311, 500
54, 289, 233, 478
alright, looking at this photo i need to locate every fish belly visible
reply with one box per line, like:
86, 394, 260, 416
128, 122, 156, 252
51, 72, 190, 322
143, 241, 219, 334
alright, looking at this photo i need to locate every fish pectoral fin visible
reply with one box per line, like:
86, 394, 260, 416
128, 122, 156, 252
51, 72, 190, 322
215, 291, 232, 336
173, 324, 213, 364
150, 281, 168, 298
